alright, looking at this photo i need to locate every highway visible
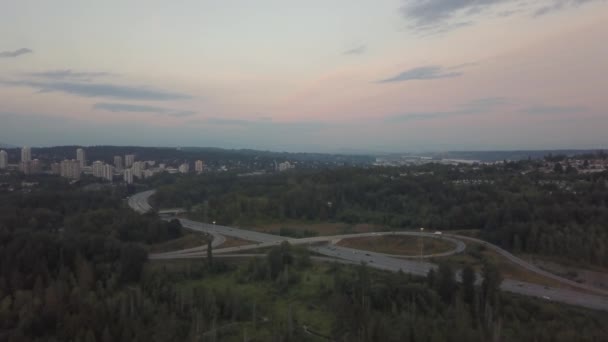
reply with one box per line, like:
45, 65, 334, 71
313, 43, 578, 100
127, 190, 155, 214
128, 190, 608, 311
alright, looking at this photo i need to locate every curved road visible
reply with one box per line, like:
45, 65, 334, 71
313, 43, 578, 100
128, 190, 608, 311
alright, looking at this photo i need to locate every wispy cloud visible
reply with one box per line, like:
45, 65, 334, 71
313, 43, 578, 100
2, 79, 191, 101
343, 45, 367, 55
377, 65, 462, 83
521, 105, 587, 115
26, 69, 111, 81
401, 0, 511, 30
534, 0, 600, 16
400, 0, 604, 31
0, 48, 33, 58
386, 96, 509, 122
93, 102, 195, 117
465, 97, 509, 109
206, 117, 326, 131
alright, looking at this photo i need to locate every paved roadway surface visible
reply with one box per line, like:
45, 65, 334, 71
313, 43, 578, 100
127, 190, 155, 214
128, 191, 608, 311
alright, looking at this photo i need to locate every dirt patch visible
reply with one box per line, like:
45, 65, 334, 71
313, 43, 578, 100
219, 236, 256, 249
337, 235, 454, 256
148, 232, 209, 253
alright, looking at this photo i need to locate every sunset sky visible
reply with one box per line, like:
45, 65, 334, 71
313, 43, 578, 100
1, 0, 607, 152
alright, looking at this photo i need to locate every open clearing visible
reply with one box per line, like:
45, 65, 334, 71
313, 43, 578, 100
434, 241, 593, 292
248, 221, 381, 236
220, 236, 256, 248
337, 235, 454, 256
148, 232, 209, 253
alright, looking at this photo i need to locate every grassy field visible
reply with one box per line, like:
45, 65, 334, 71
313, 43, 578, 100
247, 221, 381, 236
433, 242, 588, 291
150, 259, 336, 340
517, 252, 608, 274
220, 236, 256, 248
337, 235, 454, 256
148, 232, 209, 253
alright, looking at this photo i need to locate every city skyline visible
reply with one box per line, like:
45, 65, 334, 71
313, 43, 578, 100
1, 1, 607, 153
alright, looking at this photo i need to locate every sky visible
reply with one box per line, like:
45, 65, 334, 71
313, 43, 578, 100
1, 0, 607, 153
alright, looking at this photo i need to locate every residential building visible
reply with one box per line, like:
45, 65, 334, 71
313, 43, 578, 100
76, 148, 86, 168
102, 164, 113, 182
278, 161, 294, 172
21, 146, 31, 162
125, 154, 135, 168
195, 160, 205, 174
0, 150, 7, 169
60, 159, 81, 180
132, 161, 144, 178
19, 161, 32, 175
179, 163, 189, 174
114, 156, 123, 170
124, 169, 134, 184
92, 161, 104, 178
31, 159, 41, 174
50, 162, 60, 175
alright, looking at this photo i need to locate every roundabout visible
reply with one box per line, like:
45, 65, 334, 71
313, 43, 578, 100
128, 190, 608, 312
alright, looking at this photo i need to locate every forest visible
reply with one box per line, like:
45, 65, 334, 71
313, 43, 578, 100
0, 177, 182, 341
0, 172, 607, 340
152, 161, 608, 266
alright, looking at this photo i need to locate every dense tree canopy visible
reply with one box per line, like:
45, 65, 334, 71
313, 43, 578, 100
153, 163, 608, 266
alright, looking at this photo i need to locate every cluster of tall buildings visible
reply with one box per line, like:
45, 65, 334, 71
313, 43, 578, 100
2, 146, 209, 183
15, 146, 42, 175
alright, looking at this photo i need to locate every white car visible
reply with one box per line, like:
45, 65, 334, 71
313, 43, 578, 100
434, 231, 442, 235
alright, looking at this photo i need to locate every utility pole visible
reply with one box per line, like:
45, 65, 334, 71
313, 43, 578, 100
419, 227, 425, 258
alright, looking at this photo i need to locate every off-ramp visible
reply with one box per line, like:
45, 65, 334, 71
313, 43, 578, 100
129, 190, 608, 311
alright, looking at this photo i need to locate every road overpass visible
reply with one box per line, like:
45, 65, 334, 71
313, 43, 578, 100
128, 190, 608, 311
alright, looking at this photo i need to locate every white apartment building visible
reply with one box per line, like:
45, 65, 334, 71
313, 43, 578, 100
195, 160, 204, 174
60, 159, 81, 180
132, 161, 144, 178
278, 161, 294, 172
125, 154, 135, 168
124, 169, 134, 184
21, 146, 31, 162
92, 161, 104, 178
102, 164, 113, 182
179, 163, 190, 174
76, 148, 86, 168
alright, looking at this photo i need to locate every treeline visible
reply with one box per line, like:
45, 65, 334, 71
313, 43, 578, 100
144, 242, 607, 341
0, 182, 184, 341
2, 145, 373, 171
153, 163, 608, 266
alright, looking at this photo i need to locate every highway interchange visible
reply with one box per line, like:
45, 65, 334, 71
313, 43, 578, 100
129, 190, 608, 312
